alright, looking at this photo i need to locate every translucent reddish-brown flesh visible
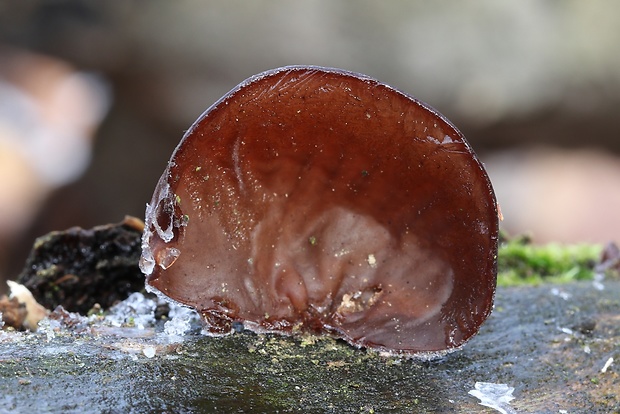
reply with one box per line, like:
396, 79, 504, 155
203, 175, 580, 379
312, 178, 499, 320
140, 66, 498, 356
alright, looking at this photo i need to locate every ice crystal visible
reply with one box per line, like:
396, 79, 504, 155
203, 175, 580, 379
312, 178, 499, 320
468, 382, 516, 414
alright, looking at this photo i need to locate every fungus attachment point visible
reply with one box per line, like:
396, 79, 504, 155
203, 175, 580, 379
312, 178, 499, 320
140, 66, 499, 357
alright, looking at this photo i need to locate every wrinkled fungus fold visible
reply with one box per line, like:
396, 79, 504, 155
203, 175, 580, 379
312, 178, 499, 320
140, 66, 499, 357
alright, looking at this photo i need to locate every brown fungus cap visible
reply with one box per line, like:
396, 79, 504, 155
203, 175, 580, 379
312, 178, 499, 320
140, 66, 499, 357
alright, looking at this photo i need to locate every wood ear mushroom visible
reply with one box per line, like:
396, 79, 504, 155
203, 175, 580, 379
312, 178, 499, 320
140, 66, 499, 357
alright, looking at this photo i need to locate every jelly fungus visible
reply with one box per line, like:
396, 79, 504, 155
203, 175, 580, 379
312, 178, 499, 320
140, 66, 499, 357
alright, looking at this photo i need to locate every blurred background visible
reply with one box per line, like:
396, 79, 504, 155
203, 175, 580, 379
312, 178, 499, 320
1, 0, 620, 287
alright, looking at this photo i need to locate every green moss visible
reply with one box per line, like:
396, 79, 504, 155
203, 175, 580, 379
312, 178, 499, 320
497, 234, 602, 286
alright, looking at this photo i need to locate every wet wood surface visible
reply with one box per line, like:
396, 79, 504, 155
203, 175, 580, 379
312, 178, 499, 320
0, 281, 618, 413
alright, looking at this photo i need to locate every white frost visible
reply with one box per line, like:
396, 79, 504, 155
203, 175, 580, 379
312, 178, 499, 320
468, 382, 516, 414
142, 346, 156, 358
592, 272, 605, 291
164, 303, 200, 336
601, 357, 614, 373
550, 287, 571, 301
38, 318, 62, 342
105, 292, 157, 329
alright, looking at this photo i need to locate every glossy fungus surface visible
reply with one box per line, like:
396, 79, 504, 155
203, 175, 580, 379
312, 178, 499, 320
140, 66, 499, 356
